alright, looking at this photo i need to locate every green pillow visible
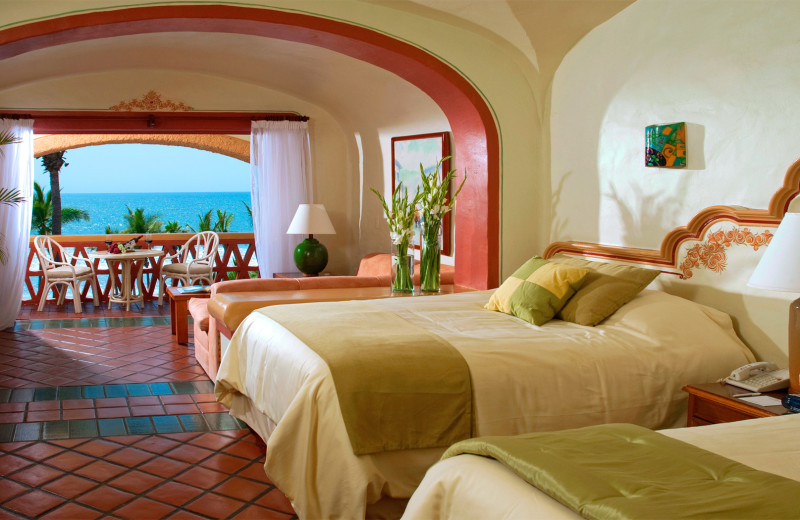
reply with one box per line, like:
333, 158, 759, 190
485, 257, 588, 326
550, 255, 660, 326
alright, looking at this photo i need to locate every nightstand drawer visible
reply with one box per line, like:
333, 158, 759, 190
683, 383, 788, 427
693, 398, 756, 424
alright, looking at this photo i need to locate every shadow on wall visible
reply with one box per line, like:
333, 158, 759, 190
685, 123, 706, 170
604, 182, 684, 248
550, 170, 572, 243
657, 279, 787, 366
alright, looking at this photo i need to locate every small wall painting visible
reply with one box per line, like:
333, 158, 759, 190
645, 122, 686, 168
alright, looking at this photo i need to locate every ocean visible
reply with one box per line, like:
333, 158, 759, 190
59, 192, 254, 235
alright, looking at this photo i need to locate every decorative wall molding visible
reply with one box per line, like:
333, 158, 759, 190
33, 134, 249, 162
110, 90, 193, 111
544, 156, 800, 277
678, 228, 773, 279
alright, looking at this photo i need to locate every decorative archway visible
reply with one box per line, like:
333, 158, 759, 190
33, 134, 250, 162
0, 4, 500, 288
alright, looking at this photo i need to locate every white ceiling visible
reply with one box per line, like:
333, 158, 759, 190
0, 1, 633, 122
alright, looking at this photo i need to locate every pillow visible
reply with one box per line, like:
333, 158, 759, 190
550, 255, 660, 326
485, 257, 588, 326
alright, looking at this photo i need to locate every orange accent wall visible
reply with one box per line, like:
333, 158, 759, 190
0, 5, 501, 288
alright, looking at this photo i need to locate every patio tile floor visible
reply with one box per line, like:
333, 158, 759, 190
1, 303, 298, 519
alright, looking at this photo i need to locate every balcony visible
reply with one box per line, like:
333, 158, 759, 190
21, 232, 258, 312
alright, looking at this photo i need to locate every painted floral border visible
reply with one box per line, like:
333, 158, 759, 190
678, 228, 773, 279
111, 91, 193, 112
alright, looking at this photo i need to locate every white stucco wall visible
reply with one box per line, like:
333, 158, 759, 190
552, 0, 800, 248
550, 0, 800, 362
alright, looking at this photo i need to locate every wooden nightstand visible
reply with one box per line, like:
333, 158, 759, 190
683, 382, 791, 427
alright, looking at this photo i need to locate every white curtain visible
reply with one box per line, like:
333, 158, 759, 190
250, 120, 311, 278
0, 119, 34, 329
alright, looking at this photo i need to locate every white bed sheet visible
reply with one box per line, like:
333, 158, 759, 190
402, 413, 800, 520
215, 289, 755, 519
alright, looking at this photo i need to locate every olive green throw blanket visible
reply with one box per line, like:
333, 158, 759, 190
443, 423, 800, 519
259, 300, 472, 455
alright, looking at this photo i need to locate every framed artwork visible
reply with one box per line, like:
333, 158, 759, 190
391, 132, 452, 255
645, 122, 686, 168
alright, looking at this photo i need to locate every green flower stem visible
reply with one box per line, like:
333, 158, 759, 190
392, 237, 414, 293
420, 222, 441, 292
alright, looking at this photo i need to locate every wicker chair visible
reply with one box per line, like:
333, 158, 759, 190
157, 231, 219, 306
34, 235, 99, 313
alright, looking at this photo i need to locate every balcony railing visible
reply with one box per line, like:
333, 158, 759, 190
23, 233, 258, 306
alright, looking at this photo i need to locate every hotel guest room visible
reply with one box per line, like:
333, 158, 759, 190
2, 0, 800, 519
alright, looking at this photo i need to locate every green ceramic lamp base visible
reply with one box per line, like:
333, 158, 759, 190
294, 236, 328, 276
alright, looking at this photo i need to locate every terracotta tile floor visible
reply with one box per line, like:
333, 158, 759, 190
1, 303, 298, 520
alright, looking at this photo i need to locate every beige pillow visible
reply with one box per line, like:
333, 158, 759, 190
550, 255, 660, 326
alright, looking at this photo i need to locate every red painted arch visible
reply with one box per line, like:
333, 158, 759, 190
0, 5, 500, 288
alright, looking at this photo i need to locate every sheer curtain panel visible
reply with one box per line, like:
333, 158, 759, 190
0, 119, 34, 329
250, 120, 311, 278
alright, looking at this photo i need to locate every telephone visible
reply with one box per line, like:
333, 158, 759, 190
725, 362, 791, 393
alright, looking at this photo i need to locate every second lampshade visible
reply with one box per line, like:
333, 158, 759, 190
286, 204, 336, 276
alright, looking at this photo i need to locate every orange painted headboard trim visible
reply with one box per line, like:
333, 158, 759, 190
544, 157, 800, 272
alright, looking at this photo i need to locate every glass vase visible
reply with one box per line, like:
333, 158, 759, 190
420, 221, 442, 292
391, 232, 415, 293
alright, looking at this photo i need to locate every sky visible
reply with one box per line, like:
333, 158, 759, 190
36, 143, 251, 193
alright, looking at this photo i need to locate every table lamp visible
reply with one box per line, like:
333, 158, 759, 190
747, 212, 800, 393
286, 203, 336, 276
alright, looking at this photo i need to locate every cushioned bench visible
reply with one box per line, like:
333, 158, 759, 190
189, 254, 455, 379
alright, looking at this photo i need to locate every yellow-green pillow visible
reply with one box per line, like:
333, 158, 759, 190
551, 255, 660, 326
485, 257, 588, 326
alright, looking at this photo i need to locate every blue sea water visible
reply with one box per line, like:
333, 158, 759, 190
59, 192, 253, 235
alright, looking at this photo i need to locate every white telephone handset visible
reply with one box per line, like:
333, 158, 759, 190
725, 362, 790, 392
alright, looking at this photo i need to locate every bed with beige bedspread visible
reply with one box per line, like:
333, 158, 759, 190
215, 289, 754, 519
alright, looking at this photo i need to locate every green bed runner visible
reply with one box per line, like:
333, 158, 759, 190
443, 423, 800, 519
259, 300, 472, 455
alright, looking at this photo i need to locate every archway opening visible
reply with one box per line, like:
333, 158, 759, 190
0, 4, 500, 288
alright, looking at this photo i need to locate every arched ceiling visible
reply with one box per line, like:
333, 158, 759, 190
0, 30, 444, 129
0, 0, 634, 120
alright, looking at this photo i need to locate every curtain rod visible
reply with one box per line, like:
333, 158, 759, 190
0, 111, 309, 134
254, 115, 309, 122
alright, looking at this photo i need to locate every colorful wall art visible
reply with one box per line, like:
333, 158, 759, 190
645, 122, 686, 168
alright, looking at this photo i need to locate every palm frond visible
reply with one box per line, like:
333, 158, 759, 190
0, 187, 24, 207
0, 130, 20, 158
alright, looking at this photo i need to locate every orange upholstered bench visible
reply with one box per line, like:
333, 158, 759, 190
191, 253, 454, 380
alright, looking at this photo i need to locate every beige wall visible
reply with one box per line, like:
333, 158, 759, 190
550, 0, 800, 363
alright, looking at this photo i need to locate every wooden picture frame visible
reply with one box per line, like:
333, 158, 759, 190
391, 132, 452, 254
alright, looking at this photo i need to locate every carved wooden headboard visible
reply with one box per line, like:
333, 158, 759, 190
544, 157, 800, 279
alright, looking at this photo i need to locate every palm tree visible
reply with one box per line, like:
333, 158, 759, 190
31, 182, 90, 235
164, 221, 184, 233
122, 206, 163, 233
213, 210, 234, 232
0, 130, 24, 265
189, 210, 214, 232
40, 151, 68, 235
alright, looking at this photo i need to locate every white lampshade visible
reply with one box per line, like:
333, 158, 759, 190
748, 212, 800, 292
286, 204, 336, 235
